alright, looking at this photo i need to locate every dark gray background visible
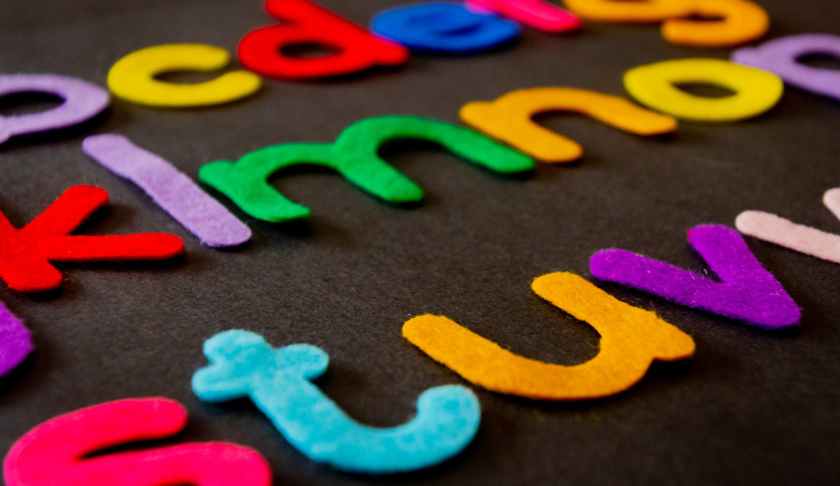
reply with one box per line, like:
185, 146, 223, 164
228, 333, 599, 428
1, 1, 839, 484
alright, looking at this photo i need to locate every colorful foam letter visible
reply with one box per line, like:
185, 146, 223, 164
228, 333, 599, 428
238, 0, 409, 79
192, 330, 481, 474
3, 397, 272, 486
733, 34, 840, 101
0, 74, 109, 145
735, 188, 840, 265
623, 58, 784, 122
590, 225, 801, 329
83, 134, 252, 248
200, 115, 534, 222
107, 44, 261, 108
0, 185, 184, 292
403, 272, 695, 400
460, 87, 677, 163
0, 301, 33, 376
563, 0, 693, 22
466, 0, 581, 33
371, 2, 521, 54
661, 0, 768, 47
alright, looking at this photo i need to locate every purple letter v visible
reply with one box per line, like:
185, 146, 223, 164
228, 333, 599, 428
589, 224, 800, 330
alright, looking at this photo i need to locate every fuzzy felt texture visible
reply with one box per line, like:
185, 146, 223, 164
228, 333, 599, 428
200, 115, 534, 222
403, 272, 694, 400
733, 34, 840, 101
466, 0, 581, 33
0, 185, 184, 292
735, 187, 840, 265
238, 0, 408, 79
563, 0, 694, 22
460, 87, 677, 163
371, 2, 521, 54
561, 0, 766, 46
660, 0, 768, 47
192, 330, 481, 474
107, 44, 261, 108
0, 301, 32, 377
83, 134, 251, 248
0, 74, 109, 145
825, 188, 840, 220
623, 58, 784, 122
590, 224, 801, 330
2, 397, 272, 486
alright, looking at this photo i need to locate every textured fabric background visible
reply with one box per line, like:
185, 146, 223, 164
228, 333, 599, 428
1, 1, 838, 484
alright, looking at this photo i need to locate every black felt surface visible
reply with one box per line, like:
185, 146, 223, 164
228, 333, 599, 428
1, 1, 839, 484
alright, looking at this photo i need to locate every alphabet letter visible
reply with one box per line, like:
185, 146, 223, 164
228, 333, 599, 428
200, 116, 533, 222
0, 185, 184, 292
107, 44, 261, 108
0, 74, 108, 145
460, 87, 676, 163
83, 134, 252, 248
623, 58, 783, 122
736, 188, 840, 265
192, 330, 480, 474
661, 0, 768, 47
0, 301, 32, 376
238, 0, 408, 79
590, 225, 801, 329
3, 397, 272, 486
466, 0, 581, 33
403, 272, 695, 400
371, 2, 521, 54
733, 34, 840, 101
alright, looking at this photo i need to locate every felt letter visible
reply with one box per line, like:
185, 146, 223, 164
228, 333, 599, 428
371, 2, 521, 54
0, 301, 33, 377
200, 115, 534, 222
460, 87, 677, 163
590, 225, 801, 329
733, 34, 840, 101
0, 185, 184, 292
466, 0, 581, 33
192, 330, 480, 474
623, 58, 784, 122
563, 0, 694, 23
735, 188, 840, 265
403, 272, 695, 400
0, 74, 109, 145
3, 397, 272, 486
83, 134, 251, 248
238, 0, 408, 80
107, 44, 261, 108
661, 0, 768, 47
